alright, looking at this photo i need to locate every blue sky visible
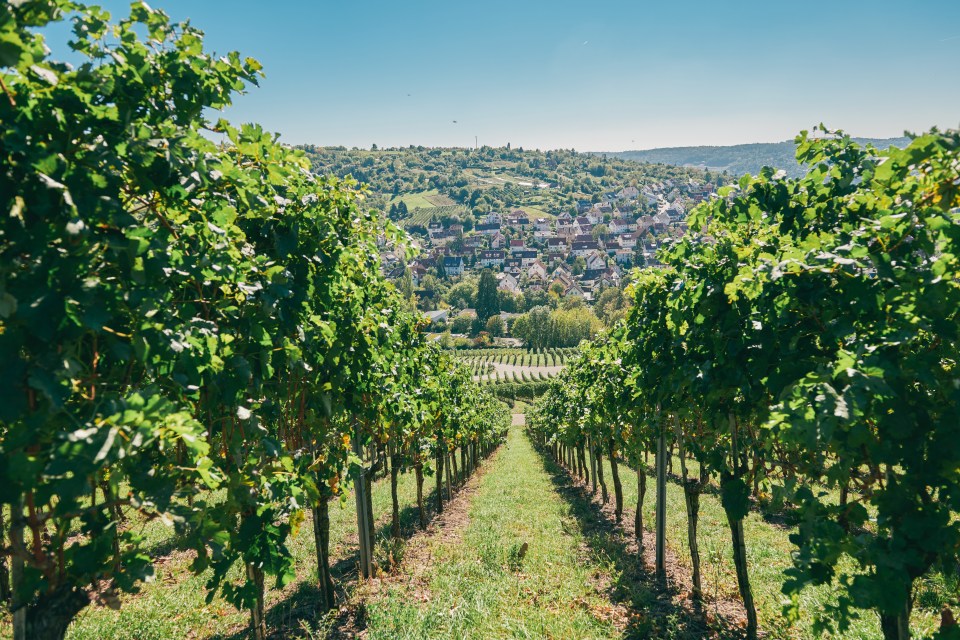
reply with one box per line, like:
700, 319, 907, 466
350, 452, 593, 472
45, 1, 960, 150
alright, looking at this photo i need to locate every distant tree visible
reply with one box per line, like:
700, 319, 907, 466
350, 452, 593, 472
445, 279, 476, 309
436, 257, 447, 280
523, 306, 554, 350
475, 269, 500, 323
400, 266, 415, 302
396, 201, 408, 218
497, 290, 519, 313
572, 256, 586, 275
633, 243, 646, 268
451, 315, 473, 334
591, 224, 609, 240
524, 288, 551, 311
485, 315, 505, 337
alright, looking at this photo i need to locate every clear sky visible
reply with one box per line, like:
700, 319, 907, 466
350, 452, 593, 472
45, 1, 960, 150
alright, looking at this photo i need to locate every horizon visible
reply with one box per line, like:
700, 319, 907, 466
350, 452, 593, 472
42, 0, 960, 151
305, 132, 911, 154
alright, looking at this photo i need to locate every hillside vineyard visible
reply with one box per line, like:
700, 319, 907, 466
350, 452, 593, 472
2, 3, 959, 640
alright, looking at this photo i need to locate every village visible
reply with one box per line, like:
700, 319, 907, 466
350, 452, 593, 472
383, 178, 717, 305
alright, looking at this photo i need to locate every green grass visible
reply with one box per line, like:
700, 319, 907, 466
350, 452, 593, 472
389, 189, 451, 209
519, 204, 556, 220
62, 464, 432, 639
364, 427, 625, 639
585, 450, 944, 639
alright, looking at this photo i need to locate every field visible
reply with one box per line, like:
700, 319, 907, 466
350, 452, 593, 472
398, 204, 470, 229
388, 189, 455, 209
457, 347, 576, 383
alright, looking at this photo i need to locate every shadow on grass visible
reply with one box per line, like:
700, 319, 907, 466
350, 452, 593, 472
207, 467, 485, 640
534, 442, 745, 640
639, 459, 802, 532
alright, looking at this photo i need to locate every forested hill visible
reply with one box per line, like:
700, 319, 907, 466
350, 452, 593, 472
299, 145, 712, 224
606, 136, 911, 178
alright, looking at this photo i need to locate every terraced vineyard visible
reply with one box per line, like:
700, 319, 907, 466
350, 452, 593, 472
459, 347, 576, 383
398, 204, 470, 229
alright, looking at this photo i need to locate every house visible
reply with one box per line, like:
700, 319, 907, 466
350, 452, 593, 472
427, 220, 443, 237
585, 251, 607, 272
489, 232, 506, 249
476, 222, 501, 235
425, 309, 449, 324
664, 206, 684, 221
547, 237, 568, 255
432, 230, 456, 246
508, 210, 530, 228
534, 218, 551, 232
618, 186, 640, 201
619, 232, 639, 249
610, 217, 637, 234
595, 233, 616, 250
614, 249, 634, 264
526, 259, 548, 281
516, 249, 538, 267
465, 235, 485, 249
557, 218, 577, 238
486, 212, 502, 224
544, 251, 566, 266
497, 272, 520, 294
479, 250, 505, 268
533, 226, 552, 240
572, 240, 600, 257
509, 239, 526, 254
652, 212, 671, 230
410, 263, 427, 285
386, 265, 405, 280
443, 256, 465, 276
550, 268, 579, 295
583, 268, 606, 282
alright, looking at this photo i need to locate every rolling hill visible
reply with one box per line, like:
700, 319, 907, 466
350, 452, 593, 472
606, 136, 912, 178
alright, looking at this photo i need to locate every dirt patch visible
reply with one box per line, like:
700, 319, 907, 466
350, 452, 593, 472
324, 445, 505, 639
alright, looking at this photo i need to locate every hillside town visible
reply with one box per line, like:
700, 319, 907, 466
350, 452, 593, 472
383, 178, 717, 303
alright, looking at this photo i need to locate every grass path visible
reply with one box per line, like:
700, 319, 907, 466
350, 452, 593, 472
362, 424, 633, 639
